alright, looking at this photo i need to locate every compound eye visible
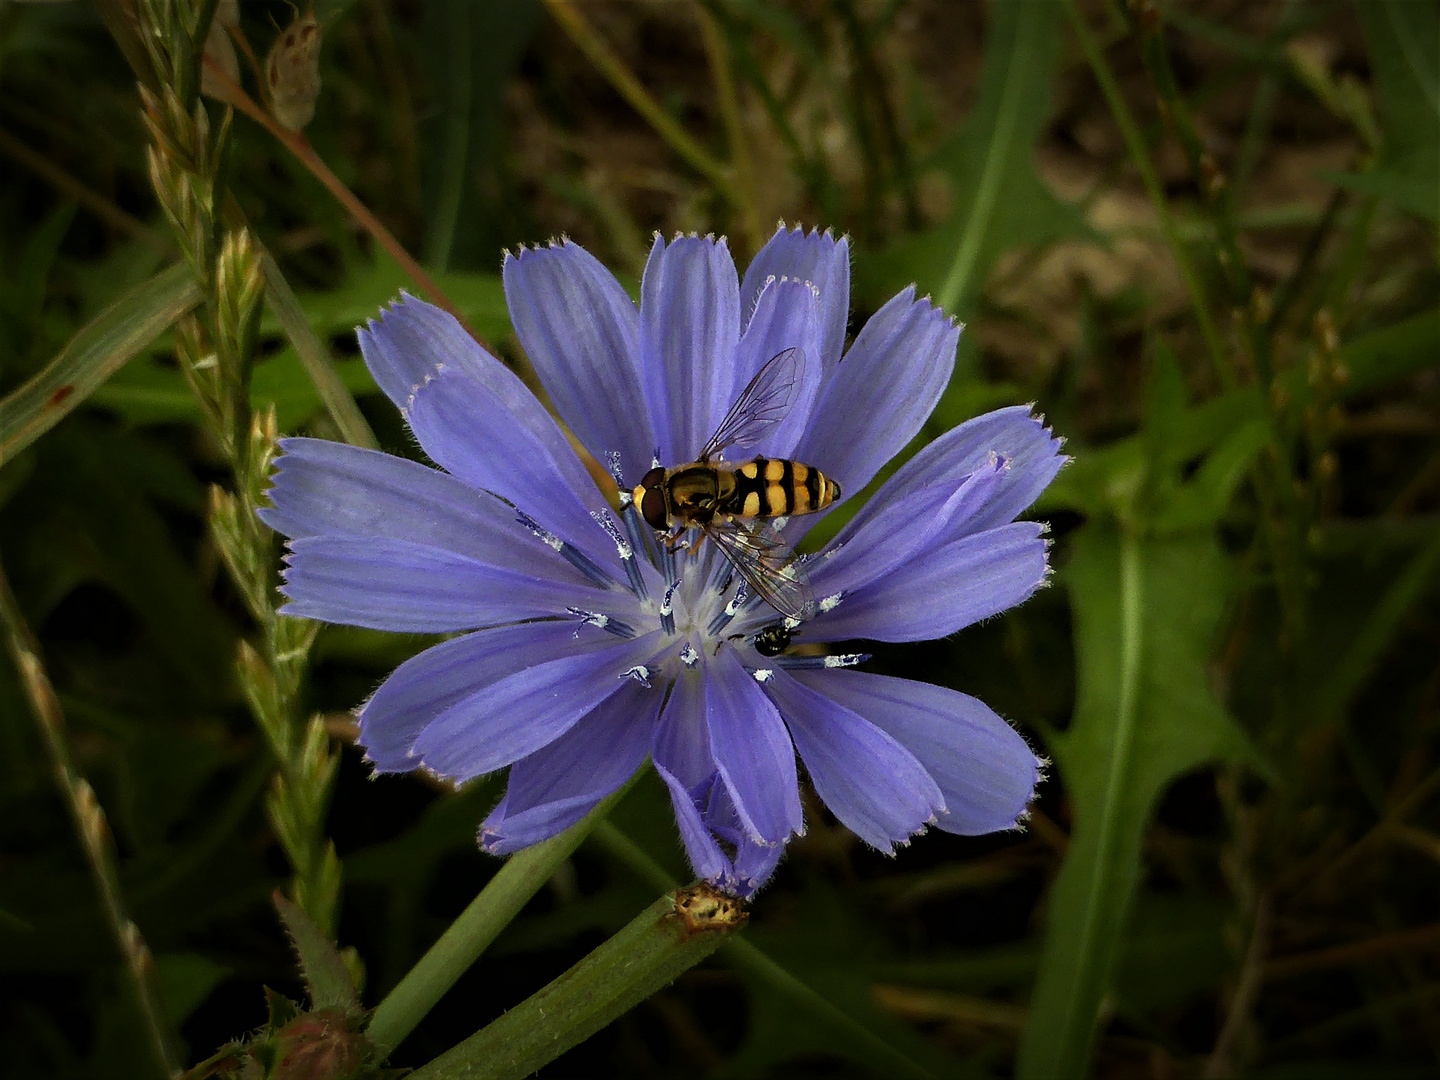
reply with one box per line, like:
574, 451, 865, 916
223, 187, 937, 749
640, 484, 668, 530
639, 466, 666, 489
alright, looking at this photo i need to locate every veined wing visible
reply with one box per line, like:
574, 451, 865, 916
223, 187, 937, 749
705, 517, 816, 623
698, 348, 802, 462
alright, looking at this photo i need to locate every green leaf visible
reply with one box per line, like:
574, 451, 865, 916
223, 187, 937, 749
1334, 306, 1440, 395
95, 348, 380, 432
154, 953, 230, 1027
406, 885, 746, 1080
0, 263, 200, 464
1327, 0, 1439, 218
273, 890, 361, 1016
1016, 526, 1256, 1080
260, 255, 512, 345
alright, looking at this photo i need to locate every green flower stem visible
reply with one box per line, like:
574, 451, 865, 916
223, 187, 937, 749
591, 821, 940, 1080
365, 778, 637, 1057
1061, 0, 1231, 388
0, 561, 178, 1080
407, 885, 744, 1080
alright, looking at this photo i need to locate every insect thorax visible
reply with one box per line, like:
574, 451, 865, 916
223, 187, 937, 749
667, 465, 731, 525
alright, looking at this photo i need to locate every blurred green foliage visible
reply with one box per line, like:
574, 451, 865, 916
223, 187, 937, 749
1, 0, 1437, 1078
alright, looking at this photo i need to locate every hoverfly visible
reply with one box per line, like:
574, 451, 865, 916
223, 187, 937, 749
631, 348, 841, 622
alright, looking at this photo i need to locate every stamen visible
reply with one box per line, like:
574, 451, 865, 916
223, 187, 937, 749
706, 580, 748, 635
592, 509, 649, 601
659, 580, 680, 635
591, 509, 631, 559
661, 539, 678, 592
607, 450, 626, 489
567, 607, 635, 639
515, 510, 561, 551
818, 592, 844, 613
517, 511, 615, 588
619, 500, 656, 566
620, 664, 652, 688
680, 643, 700, 667
774, 653, 871, 670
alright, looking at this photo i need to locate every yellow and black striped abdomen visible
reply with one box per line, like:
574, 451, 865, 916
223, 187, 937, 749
724, 457, 841, 519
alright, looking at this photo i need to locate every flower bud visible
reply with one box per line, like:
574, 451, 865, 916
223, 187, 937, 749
267, 11, 323, 131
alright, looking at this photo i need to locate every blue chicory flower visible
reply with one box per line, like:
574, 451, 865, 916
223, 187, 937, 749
261, 226, 1064, 897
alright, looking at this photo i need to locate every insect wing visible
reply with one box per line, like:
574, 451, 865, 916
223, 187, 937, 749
698, 348, 802, 462
705, 518, 816, 622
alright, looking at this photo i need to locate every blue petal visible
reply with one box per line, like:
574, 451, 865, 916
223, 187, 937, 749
652, 664, 797, 896
639, 234, 741, 463
740, 226, 850, 372
731, 278, 822, 460
405, 369, 615, 568
279, 536, 615, 633
362, 297, 605, 517
841, 406, 1065, 542
706, 651, 803, 845
655, 762, 734, 887
503, 242, 655, 487
763, 669, 944, 851
479, 680, 660, 854
810, 521, 1048, 643
808, 458, 1006, 600
261, 438, 592, 586
652, 668, 712, 787
793, 287, 959, 499
730, 835, 786, 897
409, 631, 665, 782
360, 622, 584, 771
792, 670, 1038, 835
360, 295, 516, 411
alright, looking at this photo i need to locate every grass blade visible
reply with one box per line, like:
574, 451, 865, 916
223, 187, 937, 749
0, 263, 200, 464
259, 250, 379, 450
